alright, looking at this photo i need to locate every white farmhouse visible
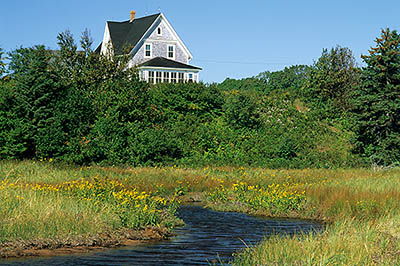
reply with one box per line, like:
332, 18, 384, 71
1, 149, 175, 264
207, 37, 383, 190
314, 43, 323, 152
96, 11, 201, 83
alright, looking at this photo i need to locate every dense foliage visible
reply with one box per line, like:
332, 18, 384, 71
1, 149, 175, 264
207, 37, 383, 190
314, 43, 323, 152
304, 46, 360, 120
352, 29, 400, 166
0, 28, 399, 167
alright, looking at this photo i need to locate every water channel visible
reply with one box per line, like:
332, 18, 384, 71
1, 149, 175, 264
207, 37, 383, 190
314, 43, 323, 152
2, 205, 322, 266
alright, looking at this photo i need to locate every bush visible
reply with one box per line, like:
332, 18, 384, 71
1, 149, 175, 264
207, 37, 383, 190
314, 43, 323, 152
0, 31, 364, 168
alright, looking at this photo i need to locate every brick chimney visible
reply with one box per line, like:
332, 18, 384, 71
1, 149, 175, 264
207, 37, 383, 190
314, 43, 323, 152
130, 10, 136, 22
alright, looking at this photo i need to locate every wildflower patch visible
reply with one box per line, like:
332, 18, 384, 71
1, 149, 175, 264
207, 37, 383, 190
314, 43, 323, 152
0, 177, 179, 230
208, 180, 306, 215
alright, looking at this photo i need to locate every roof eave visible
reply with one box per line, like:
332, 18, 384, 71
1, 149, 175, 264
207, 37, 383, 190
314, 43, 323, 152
139, 66, 201, 72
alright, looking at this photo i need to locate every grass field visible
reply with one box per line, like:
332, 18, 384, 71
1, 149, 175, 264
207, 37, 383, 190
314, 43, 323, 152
1, 160, 400, 264
0, 160, 182, 256
217, 168, 400, 265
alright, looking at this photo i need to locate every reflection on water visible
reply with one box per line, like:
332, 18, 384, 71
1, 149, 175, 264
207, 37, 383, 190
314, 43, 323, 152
1, 205, 322, 266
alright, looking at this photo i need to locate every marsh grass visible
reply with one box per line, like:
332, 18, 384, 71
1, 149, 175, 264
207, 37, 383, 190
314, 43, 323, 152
232, 216, 400, 265
0, 160, 180, 245
221, 169, 400, 265
0, 188, 117, 242
1, 160, 400, 264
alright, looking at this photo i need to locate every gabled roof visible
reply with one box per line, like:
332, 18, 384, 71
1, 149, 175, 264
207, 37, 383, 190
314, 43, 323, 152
140, 57, 202, 70
95, 12, 195, 62
101, 13, 160, 55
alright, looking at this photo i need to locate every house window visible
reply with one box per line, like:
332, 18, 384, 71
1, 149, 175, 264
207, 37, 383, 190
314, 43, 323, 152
188, 73, 193, 83
148, 71, 154, 84
171, 72, 177, 83
178, 73, 184, 83
145, 43, 152, 57
156, 71, 162, 83
168, 45, 175, 59
163, 72, 170, 83
157, 27, 162, 36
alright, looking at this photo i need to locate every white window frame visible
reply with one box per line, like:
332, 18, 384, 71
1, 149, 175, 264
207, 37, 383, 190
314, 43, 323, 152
178, 72, 184, 83
148, 71, 155, 84
155, 71, 162, 84
144, 43, 152, 58
188, 73, 193, 83
163, 72, 170, 83
171, 72, 177, 83
167, 45, 175, 60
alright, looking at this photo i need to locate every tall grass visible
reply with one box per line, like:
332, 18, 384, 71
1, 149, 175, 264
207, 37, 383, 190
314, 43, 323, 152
0, 160, 180, 244
0, 188, 118, 241
222, 168, 400, 265
1, 160, 400, 264
233, 215, 400, 265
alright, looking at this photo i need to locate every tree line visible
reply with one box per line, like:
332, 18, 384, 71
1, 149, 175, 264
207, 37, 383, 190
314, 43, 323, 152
0, 28, 399, 167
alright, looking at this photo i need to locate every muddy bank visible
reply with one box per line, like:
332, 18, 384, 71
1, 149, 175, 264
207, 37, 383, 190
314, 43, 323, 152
0, 226, 171, 259
0, 195, 196, 260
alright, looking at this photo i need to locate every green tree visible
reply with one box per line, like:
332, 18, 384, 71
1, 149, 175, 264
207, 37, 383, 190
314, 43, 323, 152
306, 46, 359, 118
80, 28, 93, 56
352, 28, 400, 165
49, 31, 95, 163
257, 65, 311, 96
0, 47, 6, 76
51, 30, 151, 164
7, 45, 65, 158
0, 80, 30, 158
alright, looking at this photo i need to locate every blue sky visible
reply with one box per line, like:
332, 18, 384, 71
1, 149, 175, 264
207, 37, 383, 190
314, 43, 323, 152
1, 0, 399, 83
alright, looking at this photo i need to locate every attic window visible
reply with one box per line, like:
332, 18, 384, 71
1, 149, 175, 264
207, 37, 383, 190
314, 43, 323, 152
168, 45, 175, 59
157, 27, 162, 36
145, 43, 152, 57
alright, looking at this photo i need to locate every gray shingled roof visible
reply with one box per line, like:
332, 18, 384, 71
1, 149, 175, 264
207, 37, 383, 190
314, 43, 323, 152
96, 13, 160, 55
140, 57, 202, 70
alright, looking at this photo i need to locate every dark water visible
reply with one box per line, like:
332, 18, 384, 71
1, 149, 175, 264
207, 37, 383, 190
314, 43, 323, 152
1, 205, 322, 266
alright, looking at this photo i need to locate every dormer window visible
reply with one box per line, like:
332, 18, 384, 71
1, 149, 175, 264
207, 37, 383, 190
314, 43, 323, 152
168, 45, 175, 59
157, 27, 162, 36
145, 43, 152, 57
